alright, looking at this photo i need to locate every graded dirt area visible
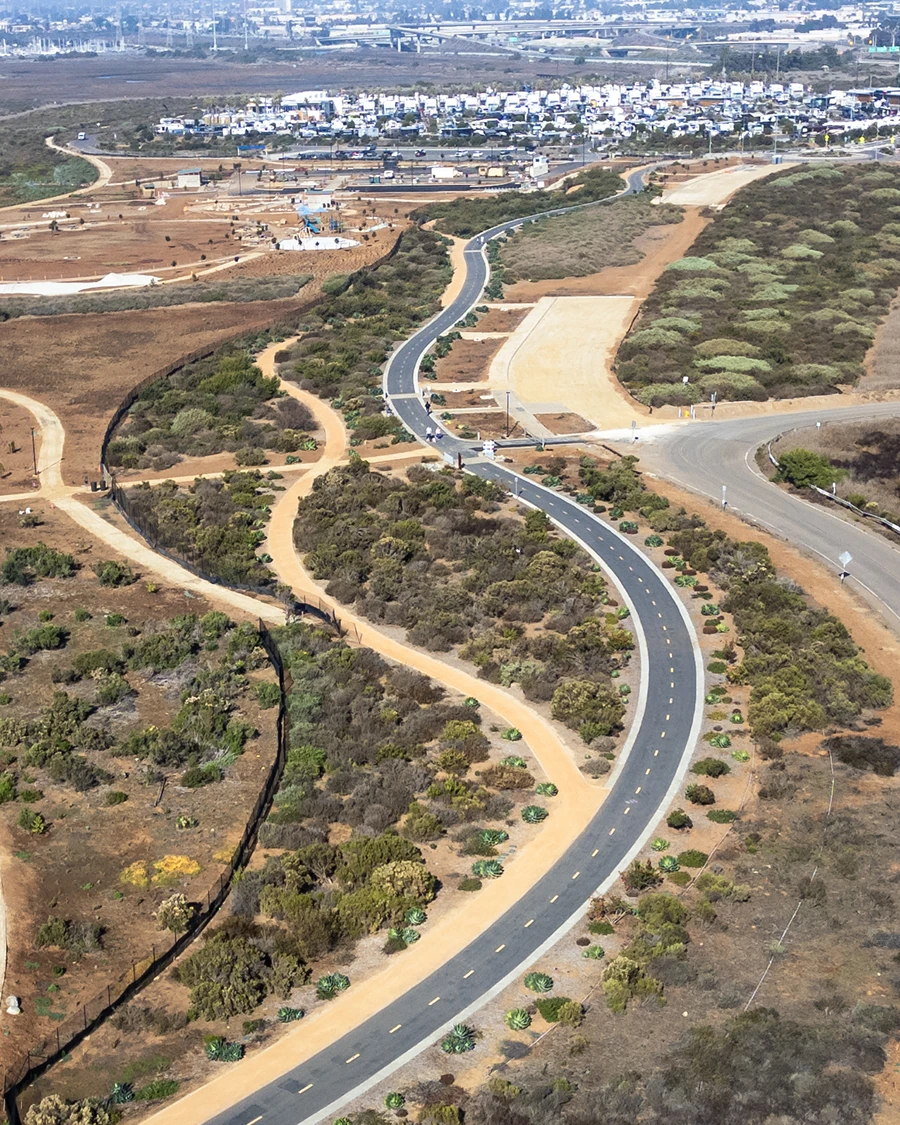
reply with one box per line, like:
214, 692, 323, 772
491, 295, 665, 431
655, 161, 790, 207
0, 298, 315, 484
433, 337, 504, 384
862, 295, 900, 393
0, 399, 41, 492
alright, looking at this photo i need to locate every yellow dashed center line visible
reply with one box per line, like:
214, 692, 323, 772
248, 1117, 264, 1124
623, 807, 631, 816
428, 996, 441, 1006
572, 871, 580, 880
495, 944, 506, 953
646, 768, 651, 775
389, 1024, 402, 1033
524, 919, 534, 928
661, 731, 666, 738
346, 1054, 360, 1064
609, 827, 616, 835
635, 786, 641, 794
550, 894, 559, 903
463, 970, 474, 979
299, 1084, 313, 1095
592, 848, 599, 857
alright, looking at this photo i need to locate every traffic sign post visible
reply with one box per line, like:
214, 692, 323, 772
839, 550, 852, 583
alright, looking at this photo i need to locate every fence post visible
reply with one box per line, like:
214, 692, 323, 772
82, 1006, 87, 1030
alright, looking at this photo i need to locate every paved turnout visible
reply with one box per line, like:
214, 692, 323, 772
207, 166, 703, 1125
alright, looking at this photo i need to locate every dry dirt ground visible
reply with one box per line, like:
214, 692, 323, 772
0, 400, 42, 493
0, 500, 280, 1090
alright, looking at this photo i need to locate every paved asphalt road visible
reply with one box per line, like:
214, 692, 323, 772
639, 404, 900, 640
206, 168, 705, 1125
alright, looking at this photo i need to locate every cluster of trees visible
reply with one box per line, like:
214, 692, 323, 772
283, 226, 451, 440
295, 460, 631, 744
616, 164, 900, 403
463, 1006, 887, 1125
257, 621, 523, 857
108, 348, 314, 472
413, 165, 624, 238
0, 613, 264, 796
665, 523, 892, 736
120, 471, 278, 588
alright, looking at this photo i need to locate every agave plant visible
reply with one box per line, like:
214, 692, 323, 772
400, 927, 421, 944
277, 1007, 305, 1023
501, 755, 527, 768
502, 728, 523, 741
464, 697, 480, 708
441, 1023, 476, 1053
659, 855, 680, 872
524, 971, 554, 993
708, 733, 732, 749
522, 805, 548, 824
316, 972, 350, 1000
405, 907, 427, 926
110, 1083, 134, 1104
205, 1036, 244, 1062
732, 749, 751, 763
535, 782, 558, 797
644, 534, 664, 547
582, 945, 605, 960
504, 1008, 532, 1031
385, 1093, 406, 1110
701, 603, 720, 616
472, 859, 504, 879
730, 712, 745, 724
479, 828, 509, 848
334, 1118, 352, 1125
650, 837, 670, 852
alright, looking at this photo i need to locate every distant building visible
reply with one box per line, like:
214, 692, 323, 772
176, 167, 203, 190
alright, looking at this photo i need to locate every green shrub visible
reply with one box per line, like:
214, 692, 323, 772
93, 560, 137, 587
691, 757, 730, 778
134, 1079, 180, 1101
17, 808, 46, 834
685, 783, 715, 806
707, 660, 727, 675
254, 681, 281, 709
2, 544, 75, 586
667, 808, 693, 829
204, 1036, 244, 1062
707, 808, 737, 824
440, 1023, 476, 1053
677, 849, 709, 868
775, 448, 845, 490
459, 877, 482, 891
589, 920, 615, 935
535, 996, 572, 1022
180, 763, 221, 788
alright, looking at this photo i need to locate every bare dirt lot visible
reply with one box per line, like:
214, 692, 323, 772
471, 306, 532, 334
433, 337, 505, 384
0, 399, 42, 492
0, 298, 318, 484
862, 295, 900, 393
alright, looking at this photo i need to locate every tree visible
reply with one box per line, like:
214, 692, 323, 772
156, 893, 195, 934
177, 934, 268, 1020
550, 679, 625, 735
775, 448, 846, 490
369, 860, 436, 903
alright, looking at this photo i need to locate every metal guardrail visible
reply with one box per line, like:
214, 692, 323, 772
767, 436, 900, 540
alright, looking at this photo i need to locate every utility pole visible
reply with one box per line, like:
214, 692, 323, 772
505, 390, 511, 438
31, 428, 37, 475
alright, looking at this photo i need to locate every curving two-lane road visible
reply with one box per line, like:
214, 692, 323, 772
201, 169, 705, 1125
640, 404, 900, 640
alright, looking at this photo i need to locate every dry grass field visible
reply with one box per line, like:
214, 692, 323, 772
498, 195, 683, 283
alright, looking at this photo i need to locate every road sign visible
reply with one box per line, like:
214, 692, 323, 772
839, 551, 852, 568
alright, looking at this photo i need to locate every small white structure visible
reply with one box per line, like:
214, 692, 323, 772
431, 165, 459, 181
529, 156, 550, 180
6, 996, 21, 1015
176, 167, 203, 190
277, 236, 359, 251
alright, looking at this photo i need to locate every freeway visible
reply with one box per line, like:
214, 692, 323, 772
201, 165, 706, 1125
640, 405, 900, 641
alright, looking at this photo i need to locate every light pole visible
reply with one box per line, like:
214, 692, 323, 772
31, 428, 37, 475
505, 390, 511, 437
